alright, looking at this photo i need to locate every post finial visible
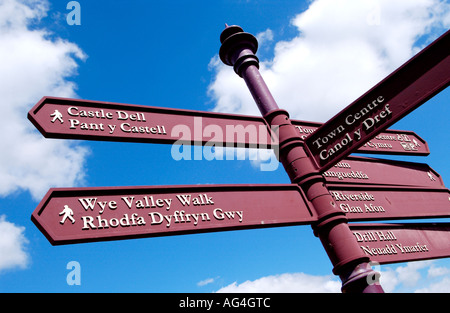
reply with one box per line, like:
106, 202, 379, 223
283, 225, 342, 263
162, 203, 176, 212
219, 25, 259, 76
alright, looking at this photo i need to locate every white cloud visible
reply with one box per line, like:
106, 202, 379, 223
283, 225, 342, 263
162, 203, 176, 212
412, 261, 450, 293
213, 261, 450, 293
415, 277, 450, 293
377, 267, 399, 293
208, 0, 449, 122
215, 272, 341, 293
395, 260, 433, 287
0, 0, 89, 200
0, 0, 89, 273
0, 215, 29, 272
379, 260, 450, 293
427, 264, 450, 278
256, 29, 274, 47
198, 277, 218, 287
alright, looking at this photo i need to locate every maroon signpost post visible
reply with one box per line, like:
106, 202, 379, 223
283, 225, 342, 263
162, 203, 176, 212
218, 25, 449, 293
28, 25, 450, 293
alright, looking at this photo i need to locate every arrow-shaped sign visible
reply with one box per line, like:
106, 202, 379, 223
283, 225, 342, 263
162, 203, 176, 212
327, 184, 450, 221
349, 223, 450, 264
305, 29, 449, 171
32, 184, 316, 245
28, 96, 273, 148
323, 156, 446, 188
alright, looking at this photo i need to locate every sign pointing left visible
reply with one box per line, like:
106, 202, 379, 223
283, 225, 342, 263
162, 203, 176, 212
28, 96, 275, 148
32, 184, 316, 245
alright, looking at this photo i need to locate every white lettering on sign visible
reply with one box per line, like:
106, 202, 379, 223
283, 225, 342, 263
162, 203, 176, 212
310, 96, 394, 161
81, 213, 146, 230
330, 191, 386, 215
294, 125, 316, 139
322, 170, 369, 181
63, 193, 244, 232
60, 106, 167, 136
116, 111, 146, 122
352, 230, 430, 258
344, 96, 385, 126
67, 106, 114, 119
331, 191, 375, 201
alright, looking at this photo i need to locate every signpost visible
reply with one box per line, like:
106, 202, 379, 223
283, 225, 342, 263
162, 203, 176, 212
28, 24, 450, 293
32, 184, 315, 245
218, 25, 449, 293
350, 223, 450, 264
304, 29, 450, 172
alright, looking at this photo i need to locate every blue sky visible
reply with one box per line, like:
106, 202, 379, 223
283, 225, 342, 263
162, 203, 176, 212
0, 0, 449, 293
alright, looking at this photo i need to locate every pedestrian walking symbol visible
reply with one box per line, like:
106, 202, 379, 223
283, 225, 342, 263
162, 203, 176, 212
428, 171, 436, 181
59, 205, 75, 225
50, 109, 64, 123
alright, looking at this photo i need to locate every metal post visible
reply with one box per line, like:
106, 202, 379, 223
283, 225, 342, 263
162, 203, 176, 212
219, 25, 384, 293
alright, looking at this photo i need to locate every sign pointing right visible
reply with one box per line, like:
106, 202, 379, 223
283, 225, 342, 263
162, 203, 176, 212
327, 184, 450, 221
350, 223, 450, 265
305, 29, 450, 172
323, 156, 446, 188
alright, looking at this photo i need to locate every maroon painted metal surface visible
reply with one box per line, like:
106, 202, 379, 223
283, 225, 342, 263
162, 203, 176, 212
305, 29, 450, 172
28, 96, 274, 148
323, 156, 445, 188
31, 184, 315, 245
327, 184, 450, 221
350, 223, 450, 264
28, 96, 429, 156
292, 120, 429, 156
